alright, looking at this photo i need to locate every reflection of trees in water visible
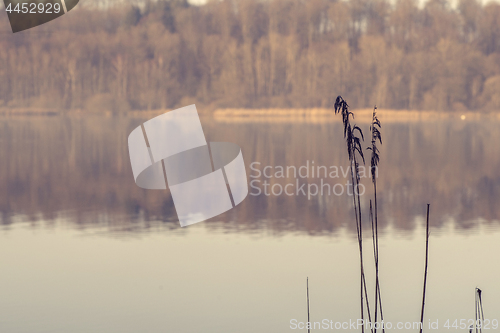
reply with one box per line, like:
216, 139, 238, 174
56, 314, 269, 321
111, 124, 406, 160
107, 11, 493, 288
0, 116, 499, 234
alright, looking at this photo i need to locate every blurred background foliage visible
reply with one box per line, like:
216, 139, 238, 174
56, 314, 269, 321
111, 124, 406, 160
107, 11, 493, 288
1, 0, 500, 112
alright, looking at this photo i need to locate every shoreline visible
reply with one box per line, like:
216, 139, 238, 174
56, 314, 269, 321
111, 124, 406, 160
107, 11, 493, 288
212, 108, 500, 123
1, 107, 500, 122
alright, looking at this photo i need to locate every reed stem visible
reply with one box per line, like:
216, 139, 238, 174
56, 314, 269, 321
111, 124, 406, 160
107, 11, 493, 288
419, 204, 430, 333
335, 96, 372, 333
307, 277, 310, 333
475, 290, 478, 333
475, 288, 484, 333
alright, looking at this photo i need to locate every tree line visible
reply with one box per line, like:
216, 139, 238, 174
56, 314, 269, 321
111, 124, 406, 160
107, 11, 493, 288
1, 0, 500, 112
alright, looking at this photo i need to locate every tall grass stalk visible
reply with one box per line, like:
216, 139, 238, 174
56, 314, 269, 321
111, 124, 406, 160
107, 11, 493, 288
475, 288, 484, 333
419, 204, 431, 333
307, 277, 310, 333
368, 107, 384, 333
334, 96, 373, 333
370, 201, 384, 333
475, 288, 478, 333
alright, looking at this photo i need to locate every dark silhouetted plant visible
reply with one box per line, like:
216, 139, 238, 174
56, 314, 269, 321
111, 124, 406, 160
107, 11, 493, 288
367, 106, 384, 333
419, 204, 431, 333
335, 96, 373, 333
475, 288, 485, 333
307, 277, 311, 333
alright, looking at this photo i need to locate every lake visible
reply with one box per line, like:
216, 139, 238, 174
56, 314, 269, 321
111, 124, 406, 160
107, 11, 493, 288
0, 113, 499, 332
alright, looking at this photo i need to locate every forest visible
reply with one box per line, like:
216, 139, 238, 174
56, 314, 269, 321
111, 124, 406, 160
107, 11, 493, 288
1, 0, 500, 112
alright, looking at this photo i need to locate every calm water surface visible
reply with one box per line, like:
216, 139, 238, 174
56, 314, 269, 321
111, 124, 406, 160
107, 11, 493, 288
0, 114, 499, 332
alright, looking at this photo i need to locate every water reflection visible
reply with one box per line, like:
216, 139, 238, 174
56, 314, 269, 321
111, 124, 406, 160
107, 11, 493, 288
0, 114, 499, 234
1, 114, 500, 333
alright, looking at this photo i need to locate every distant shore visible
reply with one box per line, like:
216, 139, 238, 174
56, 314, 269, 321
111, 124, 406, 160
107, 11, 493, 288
213, 108, 500, 123
2, 107, 500, 123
